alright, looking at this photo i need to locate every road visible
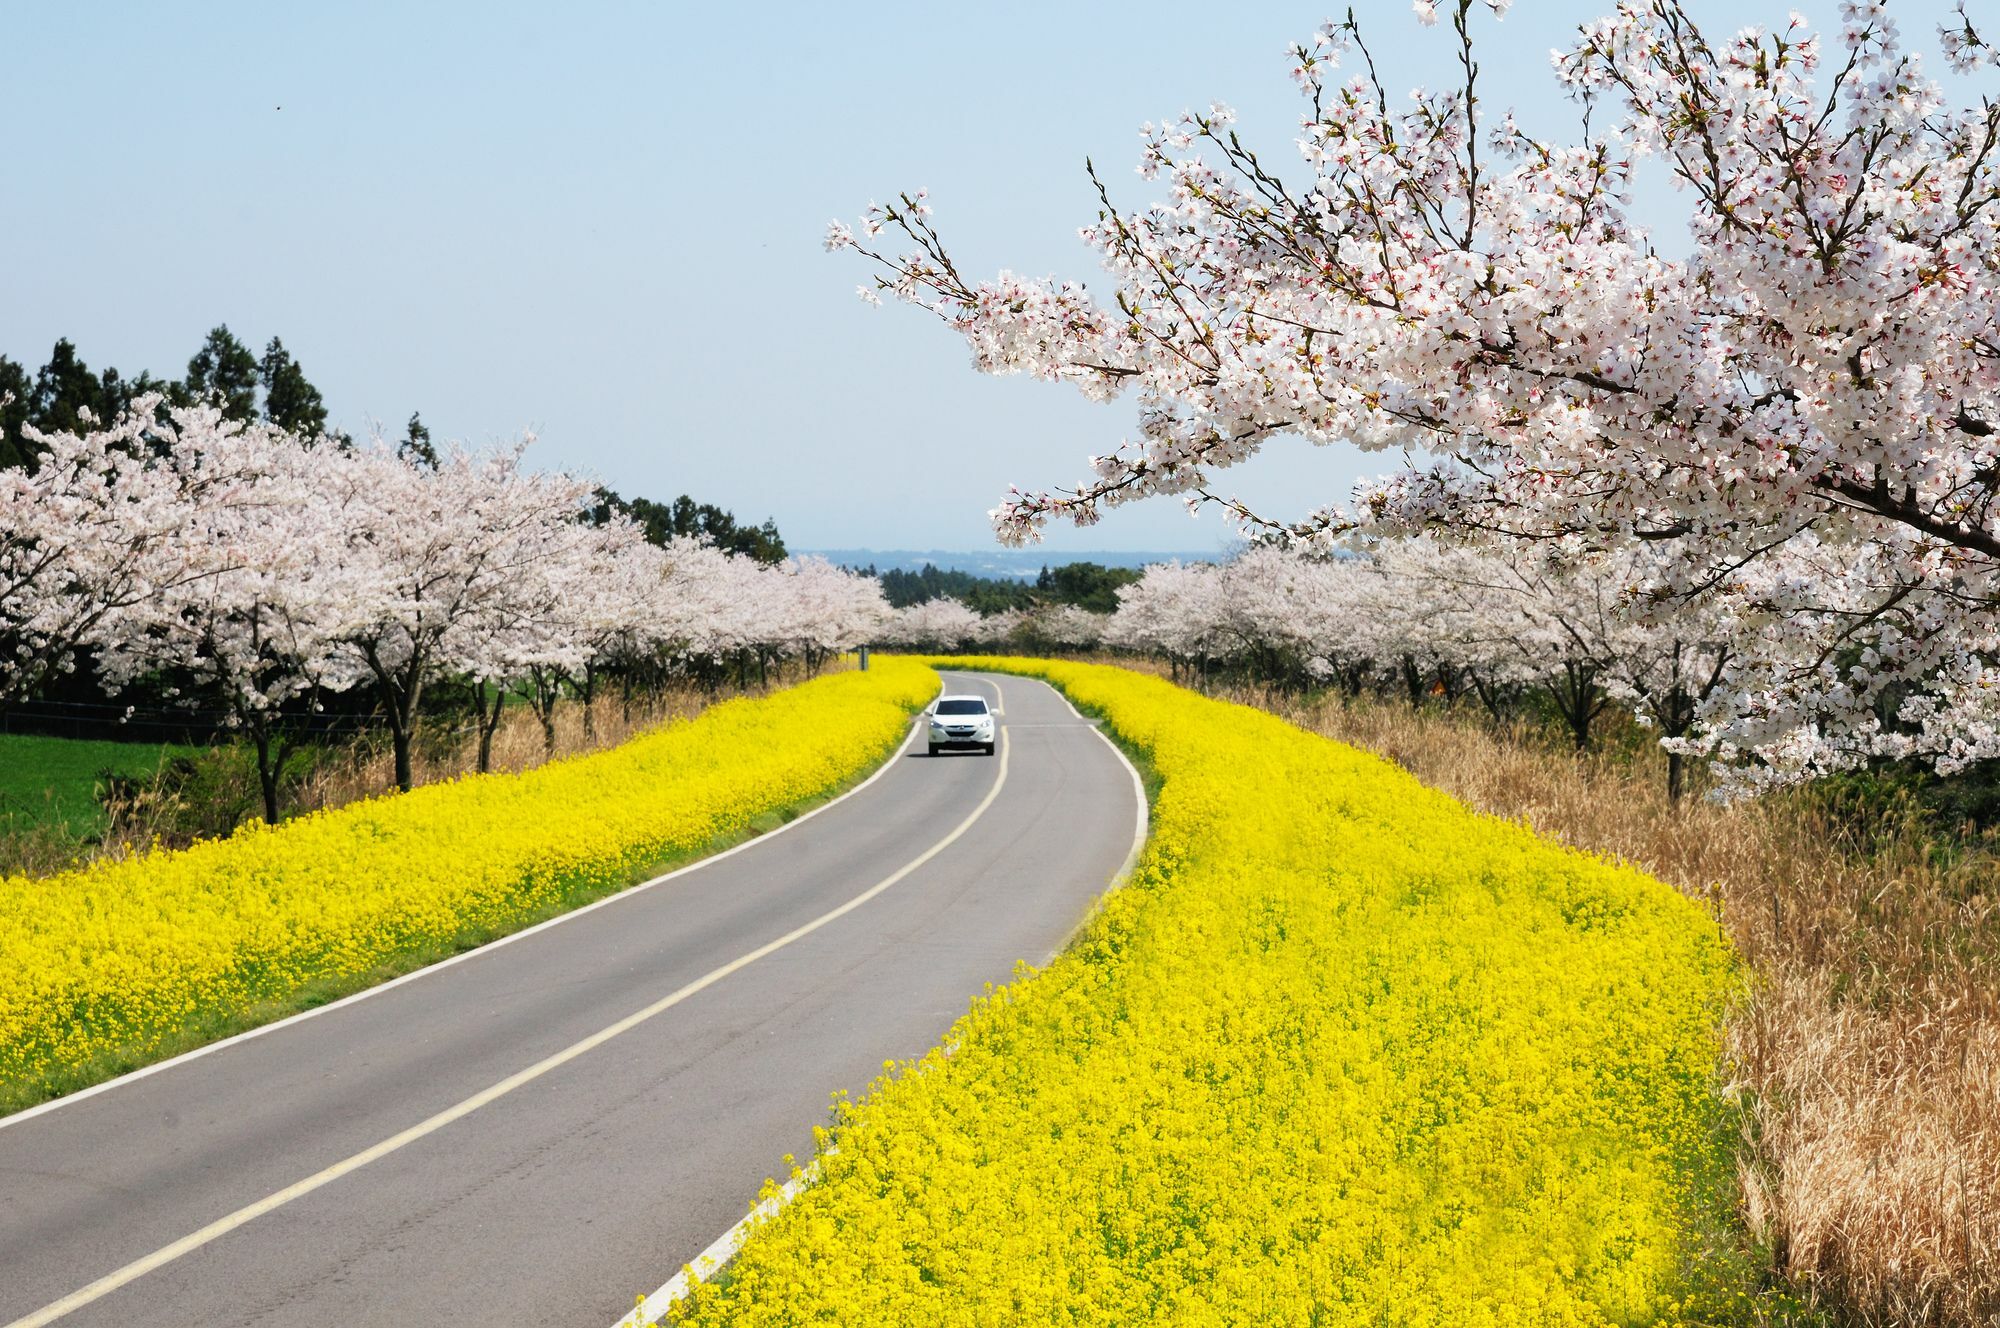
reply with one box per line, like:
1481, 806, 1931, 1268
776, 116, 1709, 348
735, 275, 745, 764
0, 671, 1143, 1328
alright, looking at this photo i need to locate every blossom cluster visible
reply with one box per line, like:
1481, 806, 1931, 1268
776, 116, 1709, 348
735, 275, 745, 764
832, 1, 2000, 786
0, 661, 934, 1108
671, 659, 1745, 1325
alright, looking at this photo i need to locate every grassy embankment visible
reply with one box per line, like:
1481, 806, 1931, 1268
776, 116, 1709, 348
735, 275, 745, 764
0, 732, 198, 846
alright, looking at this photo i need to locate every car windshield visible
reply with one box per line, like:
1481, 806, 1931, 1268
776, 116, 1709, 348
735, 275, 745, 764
936, 699, 987, 716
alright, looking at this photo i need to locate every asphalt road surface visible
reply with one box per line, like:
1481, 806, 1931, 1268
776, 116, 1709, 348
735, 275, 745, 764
0, 670, 1143, 1328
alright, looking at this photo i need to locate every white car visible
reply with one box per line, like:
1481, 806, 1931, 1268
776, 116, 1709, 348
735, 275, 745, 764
928, 695, 996, 756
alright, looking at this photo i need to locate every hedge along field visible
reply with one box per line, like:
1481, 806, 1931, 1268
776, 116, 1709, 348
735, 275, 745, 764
672, 658, 1754, 1327
0, 659, 935, 1113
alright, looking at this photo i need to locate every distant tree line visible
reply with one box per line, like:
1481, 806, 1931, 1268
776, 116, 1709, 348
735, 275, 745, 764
863, 561, 1138, 614
590, 491, 786, 564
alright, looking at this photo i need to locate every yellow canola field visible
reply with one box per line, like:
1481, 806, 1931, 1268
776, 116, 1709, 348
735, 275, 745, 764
0, 660, 935, 1105
675, 658, 1746, 1327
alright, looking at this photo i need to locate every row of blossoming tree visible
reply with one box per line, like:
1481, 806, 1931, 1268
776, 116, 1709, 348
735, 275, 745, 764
832, 0, 2000, 801
0, 398, 889, 820
877, 540, 1724, 797
1096, 544, 1731, 799
877, 597, 1108, 656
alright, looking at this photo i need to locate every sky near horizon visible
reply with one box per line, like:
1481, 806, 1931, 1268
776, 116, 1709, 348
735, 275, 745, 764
1, 1, 1972, 554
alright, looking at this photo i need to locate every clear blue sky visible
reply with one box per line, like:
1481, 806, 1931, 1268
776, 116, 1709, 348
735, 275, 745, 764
0, 2, 1967, 553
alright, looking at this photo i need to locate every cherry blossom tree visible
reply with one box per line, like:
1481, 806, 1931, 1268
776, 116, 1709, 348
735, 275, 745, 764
1343, 543, 1521, 714
583, 540, 889, 689
644, 536, 743, 667
588, 539, 681, 717
1394, 538, 1742, 795
833, 0, 2000, 786
0, 398, 257, 717
319, 440, 599, 791
973, 606, 1026, 650
1022, 603, 1111, 653
1104, 562, 1230, 683
881, 597, 987, 652
770, 556, 893, 674
92, 416, 367, 821
1104, 538, 1742, 796
451, 507, 643, 767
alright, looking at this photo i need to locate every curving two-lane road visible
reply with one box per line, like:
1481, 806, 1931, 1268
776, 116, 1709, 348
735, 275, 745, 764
0, 671, 1143, 1328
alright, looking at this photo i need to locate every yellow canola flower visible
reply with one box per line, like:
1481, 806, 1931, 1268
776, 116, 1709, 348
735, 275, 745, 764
674, 658, 1746, 1327
0, 661, 936, 1103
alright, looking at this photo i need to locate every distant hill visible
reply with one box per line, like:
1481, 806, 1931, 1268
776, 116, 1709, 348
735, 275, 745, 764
801, 548, 1215, 580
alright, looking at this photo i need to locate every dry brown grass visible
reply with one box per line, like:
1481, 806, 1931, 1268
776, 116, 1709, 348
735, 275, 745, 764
292, 686, 709, 815
1228, 687, 2000, 1328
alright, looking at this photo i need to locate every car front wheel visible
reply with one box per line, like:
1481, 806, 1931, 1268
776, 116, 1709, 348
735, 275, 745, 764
983, 742, 996, 756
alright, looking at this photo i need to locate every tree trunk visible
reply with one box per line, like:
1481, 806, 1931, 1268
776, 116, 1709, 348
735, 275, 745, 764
1555, 661, 1601, 751
365, 648, 424, 793
1402, 656, 1427, 708
253, 729, 283, 825
390, 678, 420, 792
1471, 673, 1509, 725
1435, 662, 1468, 707
1662, 682, 1693, 803
474, 682, 506, 774
392, 728, 414, 792
523, 668, 563, 757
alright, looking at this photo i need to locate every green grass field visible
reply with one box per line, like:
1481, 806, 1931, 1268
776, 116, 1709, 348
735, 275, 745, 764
0, 733, 199, 842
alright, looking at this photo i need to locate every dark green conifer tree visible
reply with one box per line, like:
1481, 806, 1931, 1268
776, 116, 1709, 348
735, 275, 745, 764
398, 411, 438, 468
259, 337, 329, 436
0, 356, 33, 469
180, 325, 260, 421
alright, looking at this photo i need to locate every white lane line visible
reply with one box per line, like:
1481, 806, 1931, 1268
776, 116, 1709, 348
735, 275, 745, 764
1048, 678, 1150, 883
0, 682, 941, 1136
3, 727, 1010, 1328
613, 673, 1014, 1326
615, 671, 1149, 1328
613, 1158, 826, 1328
1039, 676, 1150, 960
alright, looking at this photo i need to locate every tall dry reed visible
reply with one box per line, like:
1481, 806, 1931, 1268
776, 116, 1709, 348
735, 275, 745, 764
1234, 688, 1999, 1328
292, 685, 709, 814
